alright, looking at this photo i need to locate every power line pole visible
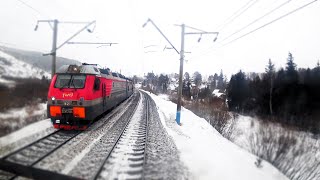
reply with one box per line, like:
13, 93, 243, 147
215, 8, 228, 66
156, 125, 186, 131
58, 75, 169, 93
175, 26, 218, 125
176, 24, 185, 125
51, 19, 58, 79
142, 19, 179, 54
143, 18, 218, 125
35, 20, 96, 79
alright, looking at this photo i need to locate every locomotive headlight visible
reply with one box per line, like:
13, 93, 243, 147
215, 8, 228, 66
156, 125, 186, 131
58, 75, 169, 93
51, 97, 56, 104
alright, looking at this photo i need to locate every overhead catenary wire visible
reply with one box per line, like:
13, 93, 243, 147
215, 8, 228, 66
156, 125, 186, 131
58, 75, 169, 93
221, 0, 318, 47
15, 0, 50, 19
188, 0, 261, 57
220, 0, 293, 43
217, 0, 260, 31
189, 0, 318, 60
184, 25, 207, 33
15, 0, 54, 29
190, 0, 276, 59
181, 25, 217, 54
215, 0, 255, 30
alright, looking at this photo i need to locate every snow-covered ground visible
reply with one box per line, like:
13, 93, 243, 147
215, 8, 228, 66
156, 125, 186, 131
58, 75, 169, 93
0, 118, 53, 148
147, 91, 288, 180
157, 94, 169, 101
212, 89, 224, 97
0, 118, 56, 160
0, 103, 48, 137
229, 115, 320, 180
0, 78, 15, 87
0, 103, 46, 120
0, 50, 50, 84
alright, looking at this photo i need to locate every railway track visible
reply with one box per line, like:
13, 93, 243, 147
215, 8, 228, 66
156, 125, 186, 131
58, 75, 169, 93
93, 91, 150, 180
0, 91, 150, 179
0, 129, 81, 180
0, 94, 138, 180
0, 94, 137, 180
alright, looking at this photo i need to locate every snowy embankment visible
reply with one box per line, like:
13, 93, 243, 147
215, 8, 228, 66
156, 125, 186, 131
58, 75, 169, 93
148, 92, 288, 180
0, 103, 46, 120
230, 115, 320, 180
0, 118, 53, 148
0, 103, 48, 137
0, 118, 55, 160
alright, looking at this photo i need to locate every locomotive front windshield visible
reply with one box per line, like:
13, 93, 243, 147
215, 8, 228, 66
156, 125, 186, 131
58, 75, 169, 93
54, 74, 86, 89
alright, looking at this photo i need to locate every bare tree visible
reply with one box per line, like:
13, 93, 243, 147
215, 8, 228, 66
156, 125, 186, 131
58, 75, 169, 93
265, 59, 275, 115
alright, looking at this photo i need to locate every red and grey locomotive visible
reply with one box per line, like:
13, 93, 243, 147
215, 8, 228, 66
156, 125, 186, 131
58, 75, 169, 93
47, 63, 133, 130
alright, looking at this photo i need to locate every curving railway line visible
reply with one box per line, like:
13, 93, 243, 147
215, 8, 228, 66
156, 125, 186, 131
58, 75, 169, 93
0, 90, 154, 180
94, 91, 150, 179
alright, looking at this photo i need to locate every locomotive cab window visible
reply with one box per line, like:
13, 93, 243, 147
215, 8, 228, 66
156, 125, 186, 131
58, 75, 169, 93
93, 77, 100, 90
55, 74, 86, 89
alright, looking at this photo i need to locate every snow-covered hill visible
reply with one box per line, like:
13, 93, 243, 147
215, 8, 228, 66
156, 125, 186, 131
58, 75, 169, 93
0, 46, 81, 73
0, 50, 50, 82
148, 91, 288, 180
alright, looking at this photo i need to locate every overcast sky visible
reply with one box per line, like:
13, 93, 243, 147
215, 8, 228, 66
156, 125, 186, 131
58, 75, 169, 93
1, 0, 319, 78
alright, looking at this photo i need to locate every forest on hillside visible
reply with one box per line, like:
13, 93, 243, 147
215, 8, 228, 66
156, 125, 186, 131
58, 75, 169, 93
228, 53, 320, 132
140, 52, 320, 133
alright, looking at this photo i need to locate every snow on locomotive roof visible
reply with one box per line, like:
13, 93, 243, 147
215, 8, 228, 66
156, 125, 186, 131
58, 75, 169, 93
56, 64, 100, 75
56, 64, 132, 81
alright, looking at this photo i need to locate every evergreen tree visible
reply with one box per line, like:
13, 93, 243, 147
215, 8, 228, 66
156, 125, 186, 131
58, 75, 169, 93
227, 70, 249, 111
217, 70, 224, 89
225, 56, 320, 131
184, 72, 190, 81
265, 59, 275, 75
208, 75, 215, 90
208, 75, 214, 82
285, 52, 298, 83
193, 71, 202, 87
146, 72, 157, 86
158, 74, 169, 93
286, 52, 296, 72
213, 73, 218, 89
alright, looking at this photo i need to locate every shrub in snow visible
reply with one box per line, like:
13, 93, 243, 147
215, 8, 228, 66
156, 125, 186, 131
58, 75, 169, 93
255, 158, 263, 168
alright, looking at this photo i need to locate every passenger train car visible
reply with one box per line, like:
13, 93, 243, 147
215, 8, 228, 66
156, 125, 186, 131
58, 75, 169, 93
47, 63, 134, 130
